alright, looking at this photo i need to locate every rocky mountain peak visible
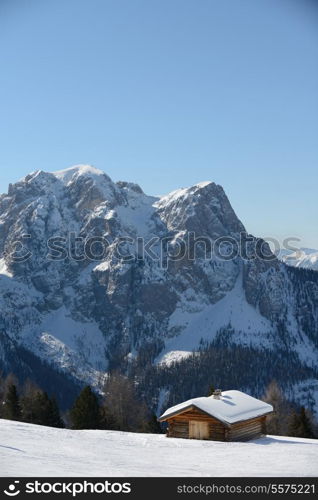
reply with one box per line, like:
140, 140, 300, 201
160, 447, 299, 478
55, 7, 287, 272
0, 166, 317, 415
156, 180, 245, 236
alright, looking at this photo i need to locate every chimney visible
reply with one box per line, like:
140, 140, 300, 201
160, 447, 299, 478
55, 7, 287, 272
213, 389, 222, 400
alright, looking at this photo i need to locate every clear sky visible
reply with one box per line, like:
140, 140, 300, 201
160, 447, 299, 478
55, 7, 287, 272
0, 0, 317, 248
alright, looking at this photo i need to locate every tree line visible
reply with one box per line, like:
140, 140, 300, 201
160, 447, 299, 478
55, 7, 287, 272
0, 374, 64, 428
1, 372, 316, 439
261, 381, 316, 439
0, 372, 162, 433
134, 339, 318, 419
207, 381, 317, 439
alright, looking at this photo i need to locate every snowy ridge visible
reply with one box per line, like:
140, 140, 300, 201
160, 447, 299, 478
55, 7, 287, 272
278, 248, 318, 271
53, 164, 109, 184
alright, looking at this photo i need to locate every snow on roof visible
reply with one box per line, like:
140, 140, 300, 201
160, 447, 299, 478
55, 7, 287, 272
159, 390, 273, 425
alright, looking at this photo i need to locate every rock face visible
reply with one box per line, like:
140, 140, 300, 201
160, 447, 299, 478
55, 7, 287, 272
0, 165, 318, 411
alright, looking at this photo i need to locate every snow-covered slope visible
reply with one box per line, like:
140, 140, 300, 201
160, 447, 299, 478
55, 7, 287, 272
278, 248, 318, 271
156, 273, 274, 365
0, 165, 318, 412
1, 420, 317, 477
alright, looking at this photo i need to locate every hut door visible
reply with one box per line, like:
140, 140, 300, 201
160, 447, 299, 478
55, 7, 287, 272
189, 421, 209, 439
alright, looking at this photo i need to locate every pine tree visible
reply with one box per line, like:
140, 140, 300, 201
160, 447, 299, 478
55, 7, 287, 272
35, 391, 50, 425
100, 405, 119, 431
287, 410, 300, 437
21, 383, 64, 428
21, 381, 42, 424
47, 397, 64, 428
288, 407, 315, 439
22, 390, 48, 425
70, 386, 100, 429
207, 384, 215, 397
144, 414, 163, 434
33, 392, 64, 427
297, 407, 315, 439
3, 384, 21, 421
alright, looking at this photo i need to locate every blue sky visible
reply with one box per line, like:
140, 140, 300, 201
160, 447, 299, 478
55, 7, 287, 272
0, 0, 317, 248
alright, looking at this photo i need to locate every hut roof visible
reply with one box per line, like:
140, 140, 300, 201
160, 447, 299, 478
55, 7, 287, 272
159, 390, 273, 425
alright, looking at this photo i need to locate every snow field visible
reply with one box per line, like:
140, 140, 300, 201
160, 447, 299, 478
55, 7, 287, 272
1, 420, 317, 477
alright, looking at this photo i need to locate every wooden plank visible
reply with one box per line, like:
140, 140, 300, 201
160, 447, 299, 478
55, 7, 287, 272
173, 414, 225, 426
176, 409, 222, 424
230, 429, 262, 438
168, 419, 189, 439
230, 423, 262, 433
231, 416, 266, 428
167, 412, 268, 442
230, 425, 262, 434
226, 416, 265, 442
230, 428, 262, 436
228, 426, 262, 441
230, 416, 264, 428
189, 421, 209, 439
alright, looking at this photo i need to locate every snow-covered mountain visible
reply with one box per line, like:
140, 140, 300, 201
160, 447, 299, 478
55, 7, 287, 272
278, 248, 318, 271
0, 165, 318, 411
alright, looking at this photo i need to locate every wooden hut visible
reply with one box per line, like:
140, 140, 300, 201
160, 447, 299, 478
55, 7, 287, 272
158, 390, 273, 442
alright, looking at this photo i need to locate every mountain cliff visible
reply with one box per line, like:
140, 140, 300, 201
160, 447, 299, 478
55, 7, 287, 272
1, 165, 317, 412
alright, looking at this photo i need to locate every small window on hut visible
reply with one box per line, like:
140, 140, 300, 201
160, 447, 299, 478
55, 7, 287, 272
189, 420, 209, 440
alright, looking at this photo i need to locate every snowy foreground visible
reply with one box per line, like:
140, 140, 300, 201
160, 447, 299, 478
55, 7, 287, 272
0, 419, 317, 477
